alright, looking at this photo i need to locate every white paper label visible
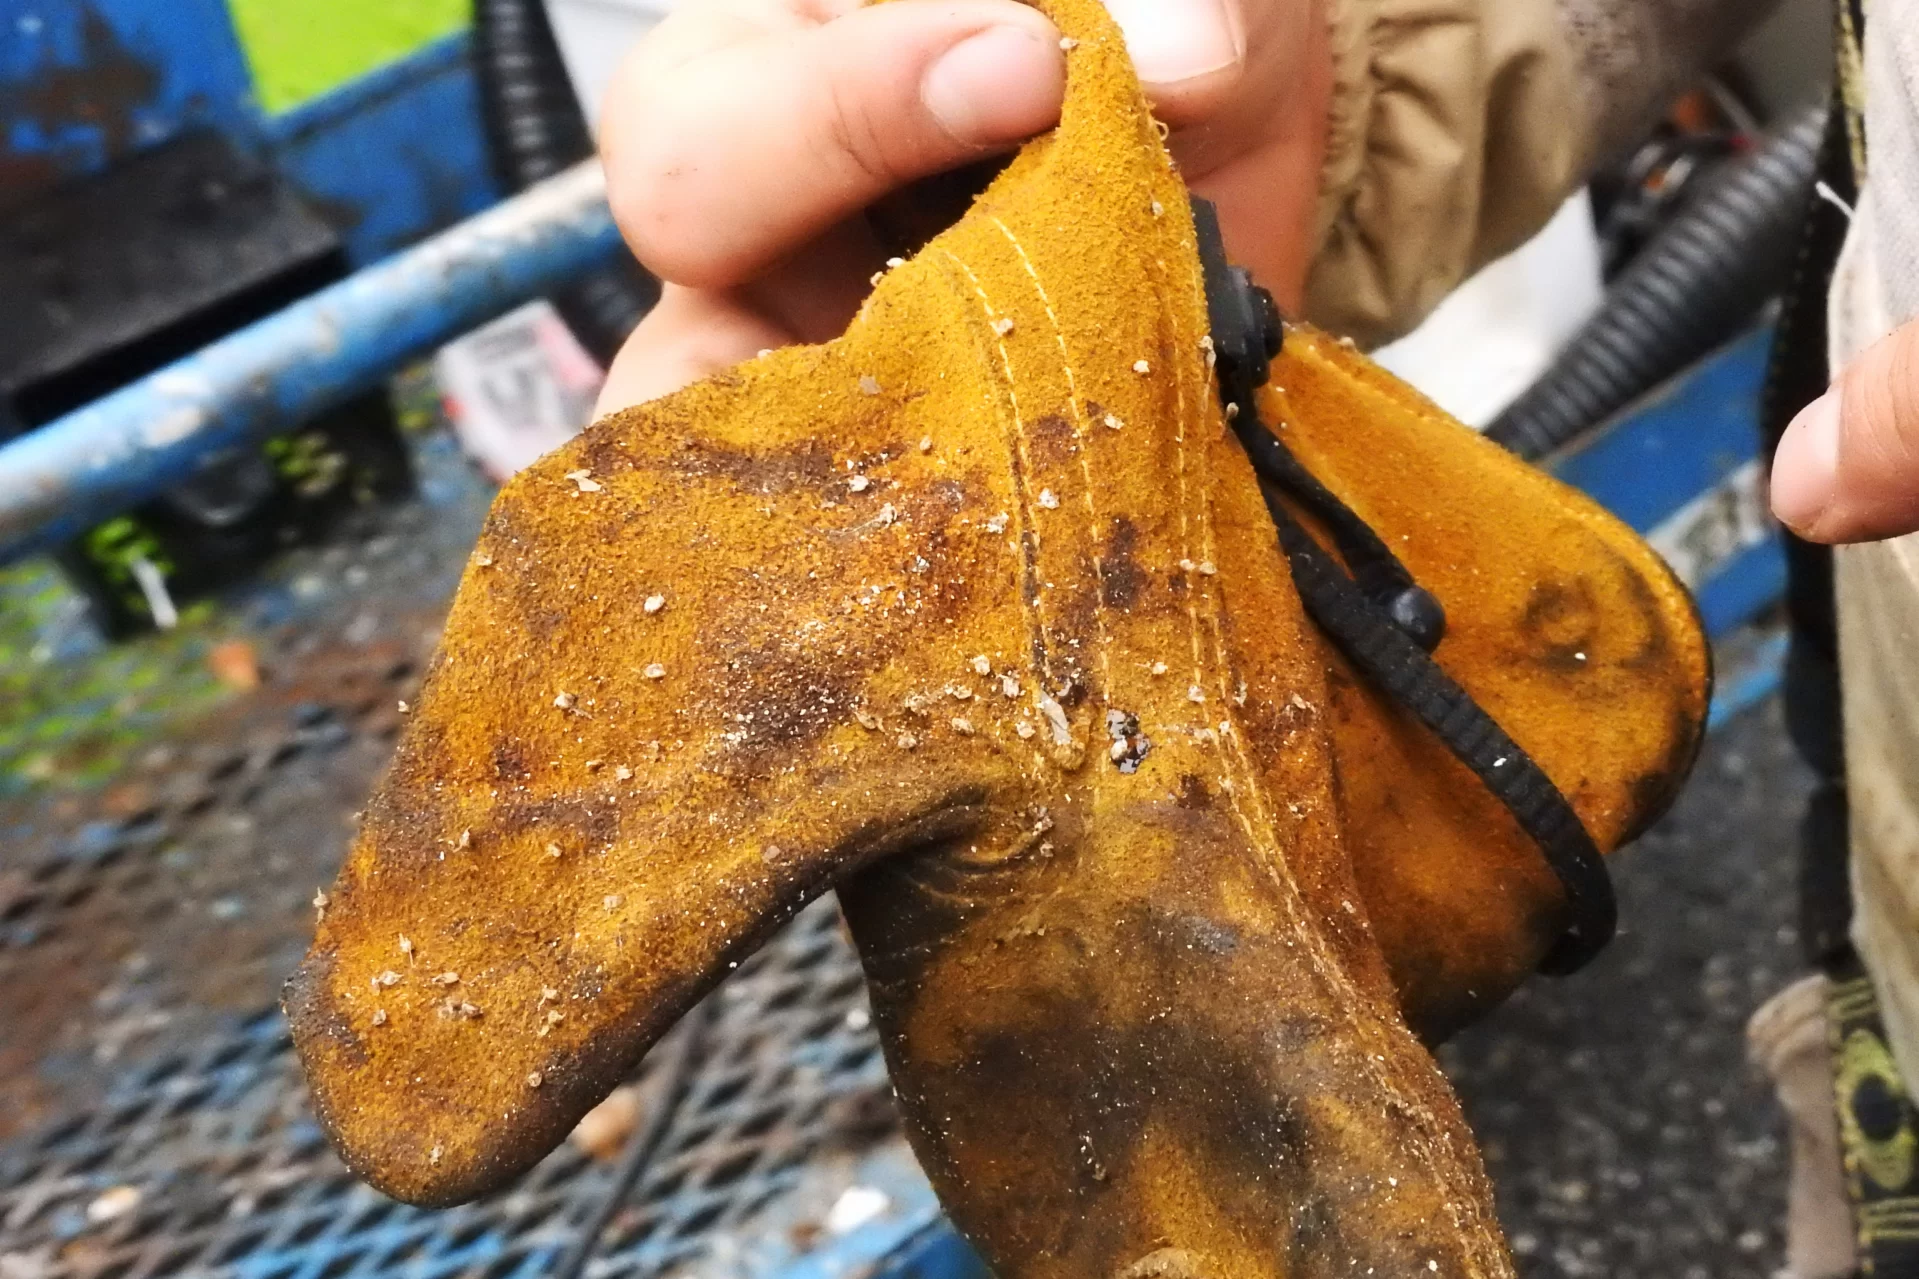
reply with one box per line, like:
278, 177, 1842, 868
436, 301, 604, 483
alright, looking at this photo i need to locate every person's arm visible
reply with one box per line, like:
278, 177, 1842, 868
1308, 0, 1781, 347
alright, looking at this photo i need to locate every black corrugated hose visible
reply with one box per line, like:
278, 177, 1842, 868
471, 0, 659, 365
1486, 103, 1827, 462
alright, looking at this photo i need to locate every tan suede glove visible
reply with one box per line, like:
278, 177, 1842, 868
1309, 0, 1781, 348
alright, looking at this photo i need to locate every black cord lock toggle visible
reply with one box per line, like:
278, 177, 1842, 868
1197, 203, 1284, 419
1387, 586, 1447, 653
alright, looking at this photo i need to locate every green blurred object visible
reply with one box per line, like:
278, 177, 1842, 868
228, 0, 470, 114
0, 560, 225, 797
0, 368, 457, 800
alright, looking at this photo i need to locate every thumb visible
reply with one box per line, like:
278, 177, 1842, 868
1773, 321, 1919, 544
1105, 0, 1247, 125
604, 0, 1064, 289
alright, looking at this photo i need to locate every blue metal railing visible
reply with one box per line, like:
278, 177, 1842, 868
0, 161, 622, 565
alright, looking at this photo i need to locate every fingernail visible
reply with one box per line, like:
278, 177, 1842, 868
1772, 391, 1842, 535
1104, 0, 1244, 88
922, 26, 1065, 148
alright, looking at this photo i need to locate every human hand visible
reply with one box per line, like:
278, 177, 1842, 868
1773, 322, 1919, 544
592, 0, 1331, 415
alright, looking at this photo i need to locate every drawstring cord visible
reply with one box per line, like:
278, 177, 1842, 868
1194, 197, 1617, 975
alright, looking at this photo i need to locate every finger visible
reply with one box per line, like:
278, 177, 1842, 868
602, 0, 1064, 290
595, 285, 792, 418
1773, 323, 1919, 543
1172, 0, 1330, 307
737, 217, 891, 342
1106, 0, 1248, 126
596, 214, 887, 419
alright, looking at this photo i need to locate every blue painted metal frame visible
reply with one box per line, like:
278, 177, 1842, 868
4, 2, 498, 265
1550, 329, 1783, 639
265, 34, 502, 266
0, 1, 530, 562
1, 0, 259, 191
0, 163, 622, 561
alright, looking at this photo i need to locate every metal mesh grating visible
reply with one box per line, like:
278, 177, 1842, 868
0, 905, 891, 1279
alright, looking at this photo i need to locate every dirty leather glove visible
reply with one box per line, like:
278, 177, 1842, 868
287, 1, 1708, 1273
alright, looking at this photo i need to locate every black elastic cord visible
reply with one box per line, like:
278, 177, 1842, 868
1230, 418, 1419, 609
1232, 410, 1617, 975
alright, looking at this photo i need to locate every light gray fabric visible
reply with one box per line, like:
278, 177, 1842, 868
1866, 0, 1919, 327
1831, 0, 1919, 1123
